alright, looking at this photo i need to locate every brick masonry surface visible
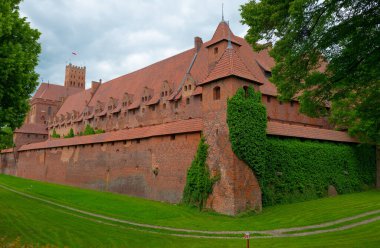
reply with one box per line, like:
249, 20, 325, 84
1, 133, 200, 204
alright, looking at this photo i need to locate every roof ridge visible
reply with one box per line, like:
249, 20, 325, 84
107, 48, 195, 84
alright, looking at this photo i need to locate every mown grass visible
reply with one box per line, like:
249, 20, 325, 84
0, 175, 380, 247
1, 174, 379, 232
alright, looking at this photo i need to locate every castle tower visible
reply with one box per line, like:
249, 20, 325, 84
200, 21, 263, 215
64, 63, 86, 89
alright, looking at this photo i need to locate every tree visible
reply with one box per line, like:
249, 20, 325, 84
0, 0, 41, 130
0, 126, 14, 149
241, 0, 380, 144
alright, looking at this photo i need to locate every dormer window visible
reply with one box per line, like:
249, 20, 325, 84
142, 97, 144, 102
161, 92, 164, 97
165, 91, 168, 96
189, 85, 192, 90
184, 86, 187, 91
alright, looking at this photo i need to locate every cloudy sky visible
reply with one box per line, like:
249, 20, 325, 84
20, 0, 249, 88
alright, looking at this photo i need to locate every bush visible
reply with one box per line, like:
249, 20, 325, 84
64, 128, 74, 138
51, 129, 60, 138
83, 124, 95, 135
182, 137, 218, 210
95, 129, 105, 134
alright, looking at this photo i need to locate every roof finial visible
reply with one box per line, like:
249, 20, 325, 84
227, 21, 232, 49
222, 3, 224, 22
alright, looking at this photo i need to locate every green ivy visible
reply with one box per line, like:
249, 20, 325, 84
227, 86, 267, 178
51, 129, 60, 138
182, 137, 218, 210
227, 86, 376, 207
263, 138, 376, 206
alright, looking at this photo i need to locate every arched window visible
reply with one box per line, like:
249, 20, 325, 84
213, 86, 220, 100
47, 106, 52, 116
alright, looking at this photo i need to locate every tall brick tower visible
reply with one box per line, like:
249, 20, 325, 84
200, 21, 263, 215
64, 63, 86, 89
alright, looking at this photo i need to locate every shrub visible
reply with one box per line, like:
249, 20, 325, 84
64, 128, 75, 138
95, 129, 105, 134
51, 129, 60, 138
83, 124, 95, 135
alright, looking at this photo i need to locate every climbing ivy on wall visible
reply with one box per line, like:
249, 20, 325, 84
227, 86, 267, 177
263, 138, 376, 206
183, 137, 218, 210
227, 86, 376, 207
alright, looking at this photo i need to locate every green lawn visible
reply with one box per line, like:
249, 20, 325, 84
0, 174, 380, 247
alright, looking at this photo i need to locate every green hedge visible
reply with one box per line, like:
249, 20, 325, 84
227, 86, 376, 207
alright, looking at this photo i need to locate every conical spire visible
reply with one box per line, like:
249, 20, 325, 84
206, 21, 241, 48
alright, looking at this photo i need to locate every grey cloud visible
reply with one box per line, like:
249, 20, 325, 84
20, 0, 249, 88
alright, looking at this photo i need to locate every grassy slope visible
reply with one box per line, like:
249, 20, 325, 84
0, 175, 380, 247
1, 174, 379, 232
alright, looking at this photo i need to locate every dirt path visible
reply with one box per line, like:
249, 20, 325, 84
1, 183, 379, 239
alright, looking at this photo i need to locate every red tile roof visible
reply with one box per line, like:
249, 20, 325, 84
0, 148, 14, 153
53, 22, 309, 119
14, 123, 48, 135
205, 21, 242, 47
267, 121, 357, 143
18, 118, 203, 151
33, 83, 83, 102
202, 47, 258, 84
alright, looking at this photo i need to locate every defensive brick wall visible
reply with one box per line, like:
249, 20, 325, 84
1, 132, 201, 203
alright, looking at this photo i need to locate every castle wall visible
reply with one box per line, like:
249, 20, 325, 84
2, 132, 200, 203
0, 151, 17, 175
13, 133, 48, 151
263, 95, 330, 128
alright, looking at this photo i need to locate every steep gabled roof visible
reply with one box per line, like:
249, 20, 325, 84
32, 83, 83, 102
14, 123, 48, 134
201, 47, 258, 84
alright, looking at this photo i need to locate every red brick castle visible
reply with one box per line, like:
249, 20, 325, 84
0, 21, 359, 215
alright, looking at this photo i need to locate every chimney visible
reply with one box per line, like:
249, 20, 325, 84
91, 79, 101, 95
194, 36, 203, 52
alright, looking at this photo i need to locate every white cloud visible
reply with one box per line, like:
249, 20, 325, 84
20, 0, 249, 88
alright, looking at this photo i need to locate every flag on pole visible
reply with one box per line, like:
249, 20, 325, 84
72, 51, 78, 55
